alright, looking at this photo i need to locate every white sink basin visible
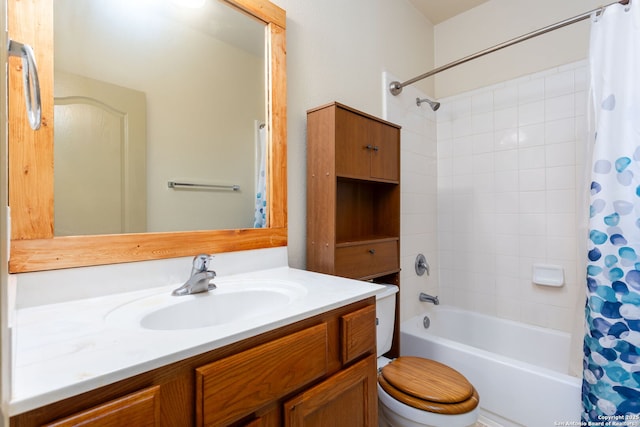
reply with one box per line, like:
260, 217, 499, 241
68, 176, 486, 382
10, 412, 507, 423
106, 279, 307, 330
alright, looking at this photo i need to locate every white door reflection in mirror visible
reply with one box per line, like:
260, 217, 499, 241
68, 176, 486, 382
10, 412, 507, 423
54, 71, 147, 236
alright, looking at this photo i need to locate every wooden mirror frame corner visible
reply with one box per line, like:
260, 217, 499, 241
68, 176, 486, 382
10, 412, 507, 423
7, 0, 287, 273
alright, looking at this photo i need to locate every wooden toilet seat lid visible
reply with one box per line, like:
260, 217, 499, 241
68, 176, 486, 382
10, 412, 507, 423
380, 356, 474, 404
378, 374, 480, 415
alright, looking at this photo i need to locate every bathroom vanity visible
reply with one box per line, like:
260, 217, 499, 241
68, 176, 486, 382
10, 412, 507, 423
9, 256, 380, 426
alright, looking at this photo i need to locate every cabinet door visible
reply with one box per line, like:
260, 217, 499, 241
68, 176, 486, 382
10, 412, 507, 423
335, 108, 372, 180
283, 355, 377, 427
370, 121, 399, 182
43, 386, 161, 427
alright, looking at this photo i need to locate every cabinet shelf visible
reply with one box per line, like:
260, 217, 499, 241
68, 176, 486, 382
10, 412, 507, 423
336, 236, 398, 247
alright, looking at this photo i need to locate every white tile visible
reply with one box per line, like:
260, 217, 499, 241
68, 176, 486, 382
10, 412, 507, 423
494, 149, 519, 171
453, 155, 473, 177
519, 235, 547, 258
495, 296, 522, 322
453, 135, 473, 157
519, 191, 546, 213
473, 174, 495, 195
472, 132, 495, 154
545, 94, 575, 122
546, 213, 577, 237
518, 100, 545, 126
519, 78, 545, 104
519, 213, 546, 236
519, 169, 546, 191
494, 214, 520, 235
438, 138, 453, 159
494, 106, 518, 131
547, 189, 576, 213
545, 70, 574, 98
494, 128, 519, 151
495, 234, 519, 255
496, 254, 520, 278
472, 111, 494, 134
472, 153, 494, 174
546, 236, 577, 261
518, 123, 545, 147
519, 146, 546, 169
472, 91, 494, 113
452, 116, 473, 138
545, 118, 576, 145
495, 191, 520, 213
546, 165, 576, 190
493, 85, 518, 109
437, 120, 453, 140
495, 170, 519, 192
575, 90, 588, 117
574, 66, 588, 91
545, 142, 576, 167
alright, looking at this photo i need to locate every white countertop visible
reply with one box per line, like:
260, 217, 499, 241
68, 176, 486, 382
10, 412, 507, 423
10, 266, 383, 416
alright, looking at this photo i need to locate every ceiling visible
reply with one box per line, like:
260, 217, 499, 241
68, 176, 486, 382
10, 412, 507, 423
409, 0, 490, 24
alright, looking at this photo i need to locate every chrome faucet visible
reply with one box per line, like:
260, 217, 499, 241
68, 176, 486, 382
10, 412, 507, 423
171, 254, 217, 296
419, 292, 439, 305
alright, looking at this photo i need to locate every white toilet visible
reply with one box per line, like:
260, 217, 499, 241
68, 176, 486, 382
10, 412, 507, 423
375, 285, 479, 427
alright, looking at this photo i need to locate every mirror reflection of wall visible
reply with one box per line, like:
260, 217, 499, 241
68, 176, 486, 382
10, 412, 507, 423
53, 0, 266, 235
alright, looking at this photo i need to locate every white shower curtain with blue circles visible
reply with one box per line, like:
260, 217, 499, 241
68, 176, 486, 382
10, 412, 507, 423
583, 1, 640, 421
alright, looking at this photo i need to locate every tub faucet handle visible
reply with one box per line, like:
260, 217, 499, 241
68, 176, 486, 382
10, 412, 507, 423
415, 254, 430, 276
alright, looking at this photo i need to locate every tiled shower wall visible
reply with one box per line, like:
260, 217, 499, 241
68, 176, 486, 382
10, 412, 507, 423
384, 72, 439, 321
436, 60, 589, 332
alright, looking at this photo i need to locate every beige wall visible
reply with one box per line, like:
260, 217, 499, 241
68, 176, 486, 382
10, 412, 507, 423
271, 0, 435, 268
434, 0, 605, 98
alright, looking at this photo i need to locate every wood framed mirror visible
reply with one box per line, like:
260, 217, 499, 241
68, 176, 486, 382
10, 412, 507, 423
7, 0, 286, 273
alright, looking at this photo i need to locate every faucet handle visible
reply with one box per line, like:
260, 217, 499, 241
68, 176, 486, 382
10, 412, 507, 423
192, 254, 213, 273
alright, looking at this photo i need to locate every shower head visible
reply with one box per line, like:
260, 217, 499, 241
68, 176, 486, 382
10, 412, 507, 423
416, 97, 440, 111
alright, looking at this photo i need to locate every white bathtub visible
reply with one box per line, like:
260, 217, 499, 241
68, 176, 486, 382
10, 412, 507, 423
400, 306, 581, 427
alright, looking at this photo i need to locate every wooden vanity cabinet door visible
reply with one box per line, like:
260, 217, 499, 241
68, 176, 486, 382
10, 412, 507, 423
341, 304, 376, 365
42, 385, 161, 427
283, 354, 377, 427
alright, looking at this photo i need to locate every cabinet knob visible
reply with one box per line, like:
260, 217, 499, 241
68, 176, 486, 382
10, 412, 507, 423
368, 249, 376, 255
366, 144, 373, 150
373, 146, 379, 151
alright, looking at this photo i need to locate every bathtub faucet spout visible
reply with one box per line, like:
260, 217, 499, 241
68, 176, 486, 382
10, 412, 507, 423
419, 293, 439, 305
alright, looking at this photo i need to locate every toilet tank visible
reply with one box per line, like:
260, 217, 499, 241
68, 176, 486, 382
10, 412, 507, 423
375, 284, 399, 357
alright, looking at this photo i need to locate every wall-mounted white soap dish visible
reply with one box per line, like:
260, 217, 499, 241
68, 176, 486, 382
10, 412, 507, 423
532, 264, 564, 287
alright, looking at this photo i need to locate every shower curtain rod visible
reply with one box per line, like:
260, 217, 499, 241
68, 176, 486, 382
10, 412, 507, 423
389, 0, 630, 96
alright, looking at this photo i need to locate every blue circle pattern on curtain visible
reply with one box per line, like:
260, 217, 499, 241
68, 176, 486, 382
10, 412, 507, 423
583, 3, 640, 421
584, 142, 640, 418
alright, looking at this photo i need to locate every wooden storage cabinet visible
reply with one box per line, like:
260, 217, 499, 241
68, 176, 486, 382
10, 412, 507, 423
10, 299, 377, 427
307, 102, 401, 356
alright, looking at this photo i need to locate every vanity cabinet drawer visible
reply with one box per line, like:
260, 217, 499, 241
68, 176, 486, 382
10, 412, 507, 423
196, 323, 328, 427
43, 385, 160, 427
341, 304, 376, 365
335, 240, 398, 279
